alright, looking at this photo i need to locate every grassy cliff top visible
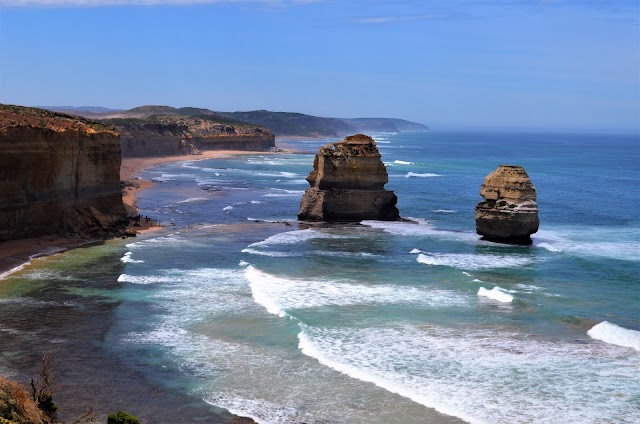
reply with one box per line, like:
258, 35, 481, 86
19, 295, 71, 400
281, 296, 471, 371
0, 104, 118, 136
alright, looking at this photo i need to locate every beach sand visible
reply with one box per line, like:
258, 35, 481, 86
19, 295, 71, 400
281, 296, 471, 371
0, 149, 282, 277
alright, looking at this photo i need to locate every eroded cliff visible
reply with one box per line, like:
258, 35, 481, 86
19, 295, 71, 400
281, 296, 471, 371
298, 134, 400, 221
0, 104, 128, 241
103, 113, 275, 157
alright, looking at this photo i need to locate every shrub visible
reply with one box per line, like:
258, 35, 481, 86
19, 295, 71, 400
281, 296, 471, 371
107, 410, 140, 424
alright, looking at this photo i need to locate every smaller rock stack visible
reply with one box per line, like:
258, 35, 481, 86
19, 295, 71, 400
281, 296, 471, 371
475, 165, 539, 244
298, 134, 400, 222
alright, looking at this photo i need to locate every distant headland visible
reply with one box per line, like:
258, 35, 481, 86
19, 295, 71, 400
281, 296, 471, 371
40, 105, 430, 140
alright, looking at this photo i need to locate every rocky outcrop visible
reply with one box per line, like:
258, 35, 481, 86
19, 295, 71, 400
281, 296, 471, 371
475, 165, 539, 244
104, 115, 275, 158
298, 134, 400, 221
0, 105, 128, 241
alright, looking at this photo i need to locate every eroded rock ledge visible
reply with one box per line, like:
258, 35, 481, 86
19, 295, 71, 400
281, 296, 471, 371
298, 134, 400, 221
475, 165, 539, 244
0, 104, 128, 241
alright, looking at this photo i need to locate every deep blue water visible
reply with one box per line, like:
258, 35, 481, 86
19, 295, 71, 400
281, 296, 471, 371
1, 131, 639, 423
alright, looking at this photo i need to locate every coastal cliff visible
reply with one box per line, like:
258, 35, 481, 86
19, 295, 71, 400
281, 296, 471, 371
298, 134, 400, 221
0, 104, 128, 241
475, 165, 539, 244
107, 115, 275, 158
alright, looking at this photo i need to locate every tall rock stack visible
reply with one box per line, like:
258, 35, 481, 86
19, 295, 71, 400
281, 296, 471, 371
475, 165, 539, 244
298, 134, 400, 222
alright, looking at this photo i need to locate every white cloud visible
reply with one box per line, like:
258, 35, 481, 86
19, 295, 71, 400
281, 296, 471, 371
0, 0, 319, 6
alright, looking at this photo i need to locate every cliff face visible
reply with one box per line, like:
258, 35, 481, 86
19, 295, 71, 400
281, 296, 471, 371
298, 134, 400, 222
105, 116, 275, 157
0, 105, 128, 241
475, 165, 539, 244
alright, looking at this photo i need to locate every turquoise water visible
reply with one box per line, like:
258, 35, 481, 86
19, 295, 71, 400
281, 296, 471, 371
2, 131, 639, 423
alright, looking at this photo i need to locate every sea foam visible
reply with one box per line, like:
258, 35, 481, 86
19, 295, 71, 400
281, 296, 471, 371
405, 172, 442, 178
417, 252, 533, 271
120, 252, 144, 264
362, 220, 481, 243
587, 321, 640, 351
176, 197, 207, 204
533, 228, 640, 262
477, 286, 513, 303
297, 324, 640, 424
245, 266, 468, 317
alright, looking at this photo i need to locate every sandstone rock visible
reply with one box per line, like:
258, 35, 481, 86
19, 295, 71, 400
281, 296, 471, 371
475, 165, 539, 244
0, 104, 128, 241
298, 134, 400, 221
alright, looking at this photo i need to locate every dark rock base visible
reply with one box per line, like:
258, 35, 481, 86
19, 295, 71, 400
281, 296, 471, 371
475, 209, 539, 245
298, 188, 400, 222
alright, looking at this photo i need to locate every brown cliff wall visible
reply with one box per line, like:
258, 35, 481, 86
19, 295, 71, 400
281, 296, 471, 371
108, 118, 275, 158
0, 105, 127, 241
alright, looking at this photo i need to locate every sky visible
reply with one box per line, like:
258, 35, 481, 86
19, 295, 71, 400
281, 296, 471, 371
0, 0, 638, 132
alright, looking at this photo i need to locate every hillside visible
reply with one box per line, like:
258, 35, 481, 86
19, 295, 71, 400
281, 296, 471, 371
343, 117, 429, 133
217, 110, 357, 138
218, 110, 429, 137
44, 106, 429, 138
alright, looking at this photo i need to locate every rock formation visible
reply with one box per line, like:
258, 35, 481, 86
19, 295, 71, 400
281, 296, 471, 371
475, 165, 539, 244
0, 104, 128, 241
298, 134, 400, 221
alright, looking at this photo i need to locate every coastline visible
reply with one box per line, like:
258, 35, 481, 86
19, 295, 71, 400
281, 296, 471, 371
0, 149, 284, 278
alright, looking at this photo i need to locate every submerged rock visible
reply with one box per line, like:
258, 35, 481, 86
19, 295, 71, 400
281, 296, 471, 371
298, 134, 400, 221
475, 165, 539, 244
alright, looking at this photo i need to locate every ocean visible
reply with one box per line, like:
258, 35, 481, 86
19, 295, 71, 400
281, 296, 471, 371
1, 131, 639, 423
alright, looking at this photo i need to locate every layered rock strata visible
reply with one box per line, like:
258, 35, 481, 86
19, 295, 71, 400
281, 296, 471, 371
106, 116, 275, 157
475, 165, 539, 244
0, 104, 128, 241
298, 134, 400, 221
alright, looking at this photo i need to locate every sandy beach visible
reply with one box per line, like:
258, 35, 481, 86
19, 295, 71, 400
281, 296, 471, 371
0, 149, 280, 277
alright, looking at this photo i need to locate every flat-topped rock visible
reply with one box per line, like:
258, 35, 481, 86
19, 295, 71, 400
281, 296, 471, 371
298, 134, 400, 222
475, 165, 539, 244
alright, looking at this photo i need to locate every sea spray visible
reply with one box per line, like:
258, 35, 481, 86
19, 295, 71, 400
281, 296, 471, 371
587, 321, 640, 351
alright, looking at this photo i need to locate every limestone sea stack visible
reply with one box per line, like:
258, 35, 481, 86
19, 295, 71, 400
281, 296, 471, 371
298, 134, 400, 222
475, 165, 539, 244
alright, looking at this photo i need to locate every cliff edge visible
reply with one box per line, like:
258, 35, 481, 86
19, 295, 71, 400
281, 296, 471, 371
0, 104, 128, 241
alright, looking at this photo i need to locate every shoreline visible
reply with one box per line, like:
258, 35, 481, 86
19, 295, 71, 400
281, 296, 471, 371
0, 148, 287, 278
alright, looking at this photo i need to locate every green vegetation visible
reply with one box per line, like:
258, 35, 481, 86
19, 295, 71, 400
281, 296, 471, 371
218, 110, 355, 137
0, 103, 117, 134
31, 104, 429, 138
103, 113, 265, 132
107, 411, 140, 424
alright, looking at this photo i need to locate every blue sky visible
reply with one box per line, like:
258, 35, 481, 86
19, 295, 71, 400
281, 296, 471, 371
0, 0, 638, 132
